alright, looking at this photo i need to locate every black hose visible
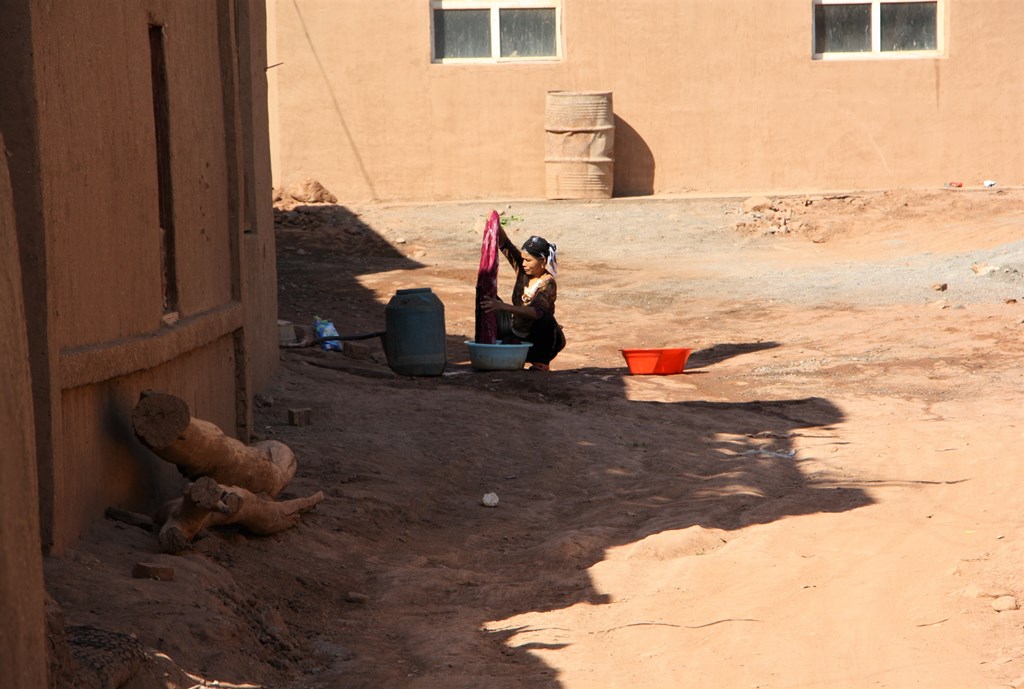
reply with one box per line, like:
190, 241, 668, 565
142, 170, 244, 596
280, 330, 387, 349
311, 331, 386, 344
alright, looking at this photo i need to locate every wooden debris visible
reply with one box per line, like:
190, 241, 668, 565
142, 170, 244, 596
131, 391, 323, 553
132, 390, 296, 497
105, 507, 157, 532
157, 477, 324, 554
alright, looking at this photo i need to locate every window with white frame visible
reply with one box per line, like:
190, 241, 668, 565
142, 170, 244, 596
431, 0, 561, 62
813, 0, 941, 58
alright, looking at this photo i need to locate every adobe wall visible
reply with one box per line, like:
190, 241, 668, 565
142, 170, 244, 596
238, 0, 281, 393
54, 340, 239, 544
0, 0, 59, 559
16, 0, 279, 551
37, 2, 235, 349
269, 0, 1023, 202
0, 130, 47, 688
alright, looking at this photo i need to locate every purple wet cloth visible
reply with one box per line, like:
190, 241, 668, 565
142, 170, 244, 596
475, 210, 500, 344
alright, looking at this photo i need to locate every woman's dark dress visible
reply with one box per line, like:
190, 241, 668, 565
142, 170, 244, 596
498, 237, 565, 365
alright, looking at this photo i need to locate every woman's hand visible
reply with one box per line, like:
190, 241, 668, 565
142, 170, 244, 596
479, 296, 504, 314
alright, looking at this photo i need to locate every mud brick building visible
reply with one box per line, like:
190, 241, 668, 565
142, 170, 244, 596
268, 0, 1022, 201
0, 2, 277, 684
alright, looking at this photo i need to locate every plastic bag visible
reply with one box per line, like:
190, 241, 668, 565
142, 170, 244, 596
313, 316, 342, 351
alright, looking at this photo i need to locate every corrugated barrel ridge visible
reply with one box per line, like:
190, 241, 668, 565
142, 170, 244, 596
545, 92, 614, 131
545, 166, 612, 194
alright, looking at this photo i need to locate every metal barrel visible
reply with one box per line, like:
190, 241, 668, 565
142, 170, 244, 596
544, 91, 614, 200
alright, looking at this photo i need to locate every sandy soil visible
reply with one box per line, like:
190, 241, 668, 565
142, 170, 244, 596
46, 187, 1024, 689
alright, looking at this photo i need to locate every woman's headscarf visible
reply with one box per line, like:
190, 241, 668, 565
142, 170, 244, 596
521, 236, 558, 278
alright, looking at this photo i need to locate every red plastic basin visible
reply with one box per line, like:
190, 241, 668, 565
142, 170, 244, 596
620, 348, 693, 375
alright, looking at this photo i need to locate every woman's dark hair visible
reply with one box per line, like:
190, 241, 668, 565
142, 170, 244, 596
521, 235, 552, 260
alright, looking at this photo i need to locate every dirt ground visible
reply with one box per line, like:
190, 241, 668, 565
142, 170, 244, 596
46, 187, 1024, 689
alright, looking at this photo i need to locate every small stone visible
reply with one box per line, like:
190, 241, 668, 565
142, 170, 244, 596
482, 493, 499, 508
345, 592, 368, 604
132, 562, 175, 581
992, 595, 1018, 612
742, 195, 773, 213
932, 283, 948, 292
288, 408, 313, 426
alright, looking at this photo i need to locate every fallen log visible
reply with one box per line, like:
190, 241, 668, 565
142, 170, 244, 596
157, 477, 325, 553
131, 391, 296, 496
133, 390, 322, 552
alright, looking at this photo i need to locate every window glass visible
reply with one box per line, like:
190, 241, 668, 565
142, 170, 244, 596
814, 3, 871, 53
880, 2, 937, 51
433, 9, 491, 59
499, 8, 557, 58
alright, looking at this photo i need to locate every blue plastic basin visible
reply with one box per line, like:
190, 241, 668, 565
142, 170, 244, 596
465, 341, 532, 371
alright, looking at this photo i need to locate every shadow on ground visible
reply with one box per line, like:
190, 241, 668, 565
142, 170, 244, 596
255, 348, 873, 688
687, 342, 782, 370
264, 207, 873, 688
44, 206, 875, 689
275, 204, 424, 336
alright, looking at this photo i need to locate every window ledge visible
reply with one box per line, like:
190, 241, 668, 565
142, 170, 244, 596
431, 56, 562, 65
813, 50, 945, 61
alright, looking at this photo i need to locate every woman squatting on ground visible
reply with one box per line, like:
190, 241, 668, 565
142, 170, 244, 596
479, 224, 566, 370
